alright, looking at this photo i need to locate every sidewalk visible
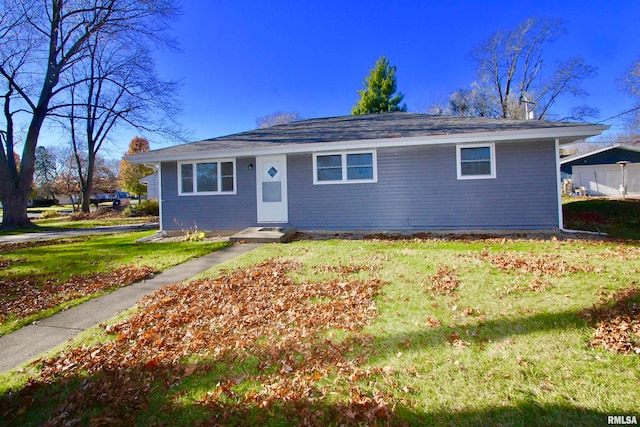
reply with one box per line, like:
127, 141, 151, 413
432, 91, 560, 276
0, 243, 262, 373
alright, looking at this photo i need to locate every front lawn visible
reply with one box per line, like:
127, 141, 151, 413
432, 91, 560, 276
1, 236, 638, 426
0, 231, 230, 336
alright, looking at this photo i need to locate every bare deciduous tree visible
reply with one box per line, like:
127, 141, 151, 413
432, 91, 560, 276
50, 146, 82, 211
62, 25, 180, 212
618, 58, 640, 133
440, 17, 598, 121
0, 0, 179, 228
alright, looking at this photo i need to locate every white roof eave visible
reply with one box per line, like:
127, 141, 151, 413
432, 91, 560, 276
126, 124, 609, 164
560, 142, 640, 164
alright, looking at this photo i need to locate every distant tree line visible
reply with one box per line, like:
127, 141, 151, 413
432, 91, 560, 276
32, 135, 153, 211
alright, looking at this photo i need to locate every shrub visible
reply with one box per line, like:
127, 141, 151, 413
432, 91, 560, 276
124, 199, 159, 217
40, 210, 61, 219
32, 198, 58, 207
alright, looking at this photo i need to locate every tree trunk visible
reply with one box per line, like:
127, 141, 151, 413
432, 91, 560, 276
0, 117, 44, 229
0, 186, 33, 229
80, 156, 95, 214
81, 181, 94, 213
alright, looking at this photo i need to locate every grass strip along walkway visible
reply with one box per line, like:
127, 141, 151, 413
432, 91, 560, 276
0, 243, 261, 373
0, 231, 230, 336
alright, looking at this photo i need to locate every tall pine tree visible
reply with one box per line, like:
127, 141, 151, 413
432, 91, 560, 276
352, 57, 407, 115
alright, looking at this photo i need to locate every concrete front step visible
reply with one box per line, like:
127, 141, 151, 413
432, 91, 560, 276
229, 225, 296, 243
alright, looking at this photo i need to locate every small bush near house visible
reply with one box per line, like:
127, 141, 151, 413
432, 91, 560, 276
124, 199, 159, 217
39, 210, 61, 219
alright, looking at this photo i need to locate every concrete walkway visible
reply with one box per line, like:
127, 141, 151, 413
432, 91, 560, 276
0, 243, 262, 373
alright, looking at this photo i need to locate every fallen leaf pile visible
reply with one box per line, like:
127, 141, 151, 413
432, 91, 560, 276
477, 250, 596, 277
580, 286, 640, 354
1, 259, 388, 425
68, 207, 132, 220
0, 265, 155, 323
499, 278, 555, 297
425, 265, 459, 297
598, 246, 640, 261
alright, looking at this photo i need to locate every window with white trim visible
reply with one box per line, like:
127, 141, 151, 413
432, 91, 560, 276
178, 159, 236, 195
313, 151, 377, 184
456, 143, 496, 179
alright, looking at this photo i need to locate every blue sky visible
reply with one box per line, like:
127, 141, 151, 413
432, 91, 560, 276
111, 0, 640, 155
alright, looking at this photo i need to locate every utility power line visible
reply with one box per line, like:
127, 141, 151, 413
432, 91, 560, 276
597, 106, 640, 124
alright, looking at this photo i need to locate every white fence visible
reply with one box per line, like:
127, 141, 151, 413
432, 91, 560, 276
572, 163, 640, 196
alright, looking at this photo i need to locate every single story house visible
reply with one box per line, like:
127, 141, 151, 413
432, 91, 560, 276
560, 144, 640, 196
126, 112, 607, 233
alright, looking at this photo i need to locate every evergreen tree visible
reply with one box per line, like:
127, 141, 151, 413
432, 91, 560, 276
352, 57, 407, 115
118, 137, 155, 198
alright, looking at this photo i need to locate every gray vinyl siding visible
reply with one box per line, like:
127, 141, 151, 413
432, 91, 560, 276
288, 140, 559, 230
160, 158, 256, 231
159, 140, 560, 231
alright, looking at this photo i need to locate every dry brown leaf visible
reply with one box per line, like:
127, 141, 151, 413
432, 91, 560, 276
477, 250, 595, 277
0, 265, 155, 323
426, 265, 459, 297
580, 286, 640, 355
5, 259, 387, 425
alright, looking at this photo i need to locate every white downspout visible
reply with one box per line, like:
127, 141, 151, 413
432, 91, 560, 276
555, 138, 606, 236
157, 163, 164, 234
555, 138, 564, 230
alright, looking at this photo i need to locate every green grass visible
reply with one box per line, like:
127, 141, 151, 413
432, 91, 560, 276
2, 236, 638, 425
563, 197, 640, 239
0, 231, 230, 335
0, 215, 157, 235
26, 204, 74, 213
155, 238, 640, 425
32, 215, 157, 228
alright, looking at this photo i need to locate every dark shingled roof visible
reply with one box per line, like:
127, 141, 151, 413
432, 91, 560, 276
135, 112, 602, 158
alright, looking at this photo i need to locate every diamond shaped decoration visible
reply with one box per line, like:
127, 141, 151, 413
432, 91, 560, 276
267, 166, 278, 178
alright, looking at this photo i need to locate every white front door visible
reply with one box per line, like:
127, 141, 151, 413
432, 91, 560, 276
256, 155, 288, 223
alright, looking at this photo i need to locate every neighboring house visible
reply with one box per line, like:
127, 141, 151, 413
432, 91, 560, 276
126, 112, 607, 233
560, 144, 640, 196
54, 194, 79, 205
139, 173, 159, 200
